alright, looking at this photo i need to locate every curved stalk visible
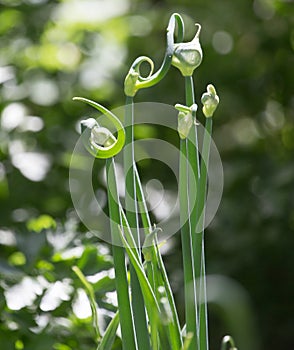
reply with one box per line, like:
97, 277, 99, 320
73, 97, 125, 159
124, 13, 184, 96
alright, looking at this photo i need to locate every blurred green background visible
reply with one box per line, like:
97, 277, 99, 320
0, 0, 294, 349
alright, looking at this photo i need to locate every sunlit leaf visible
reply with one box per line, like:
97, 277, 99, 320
27, 215, 56, 233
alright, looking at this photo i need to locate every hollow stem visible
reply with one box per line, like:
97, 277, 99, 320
105, 157, 137, 350
194, 117, 212, 350
126, 13, 184, 95
124, 96, 150, 350
135, 165, 182, 349
185, 76, 201, 233
179, 76, 200, 349
179, 138, 198, 349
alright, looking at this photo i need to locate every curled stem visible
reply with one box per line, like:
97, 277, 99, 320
73, 97, 125, 159
221, 335, 238, 350
124, 13, 184, 96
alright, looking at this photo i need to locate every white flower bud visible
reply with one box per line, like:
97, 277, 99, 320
172, 24, 203, 76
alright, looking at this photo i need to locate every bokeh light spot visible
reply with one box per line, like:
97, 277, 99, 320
253, 0, 275, 20
11, 152, 51, 182
29, 79, 59, 106
212, 31, 233, 55
1, 103, 26, 131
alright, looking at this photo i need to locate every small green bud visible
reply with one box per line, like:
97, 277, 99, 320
201, 84, 219, 118
124, 68, 139, 97
177, 111, 193, 139
172, 24, 203, 76
175, 103, 198, 139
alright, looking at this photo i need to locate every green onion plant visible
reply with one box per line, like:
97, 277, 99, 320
72, 13, 236, 350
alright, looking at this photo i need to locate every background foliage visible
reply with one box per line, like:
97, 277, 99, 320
0, 0, 293, 349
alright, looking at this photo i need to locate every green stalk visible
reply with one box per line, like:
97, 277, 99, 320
154, 241, 183, 349
124, 96, 150, 350
135, 165, 157, 292
179, 76, 199, 349
135, 165, 182, 349
179, 138, 198, 349
185, 76, 195, 107
119, 205, 158, 350
199, 240, 208, 350
134, 166, 152, 230
185, 76, 201, 232
194, 117, 212, 350
118, 223, 171, 349
135, 169, 160, 349
105, 158, 137, 350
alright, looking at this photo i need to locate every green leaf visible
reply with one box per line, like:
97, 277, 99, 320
118, 226, 174, 348
118, 226, 159, 313
182, 333, 193, 350
154, 240, 183, 349
26, 215, 56, 233
92, 275, 115, 294
97, 312, 119, 350
8, 252, 26, 266
135, 164, 183, 349
72, 266, 101, 342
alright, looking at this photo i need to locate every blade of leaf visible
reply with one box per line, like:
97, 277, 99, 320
182, 333, 193, 350
154, 240, 183, 349
72, 266, 101, 341
118, 226, 159, 313
97, 311, 120, 350
135, 164, 183, 349
118, 226, 174, 349
119, 206, 141, 259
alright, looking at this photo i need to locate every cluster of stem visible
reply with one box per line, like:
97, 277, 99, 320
72, 12, 236, 350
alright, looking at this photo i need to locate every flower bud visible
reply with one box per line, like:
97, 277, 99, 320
177, 111, 193, 139
175, 103, 198, 139
91, 126, 116, 147
201, 84, 219, 118
172, 24, 203, 76
124, 69, 139, 97
76, 98, 125, 159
